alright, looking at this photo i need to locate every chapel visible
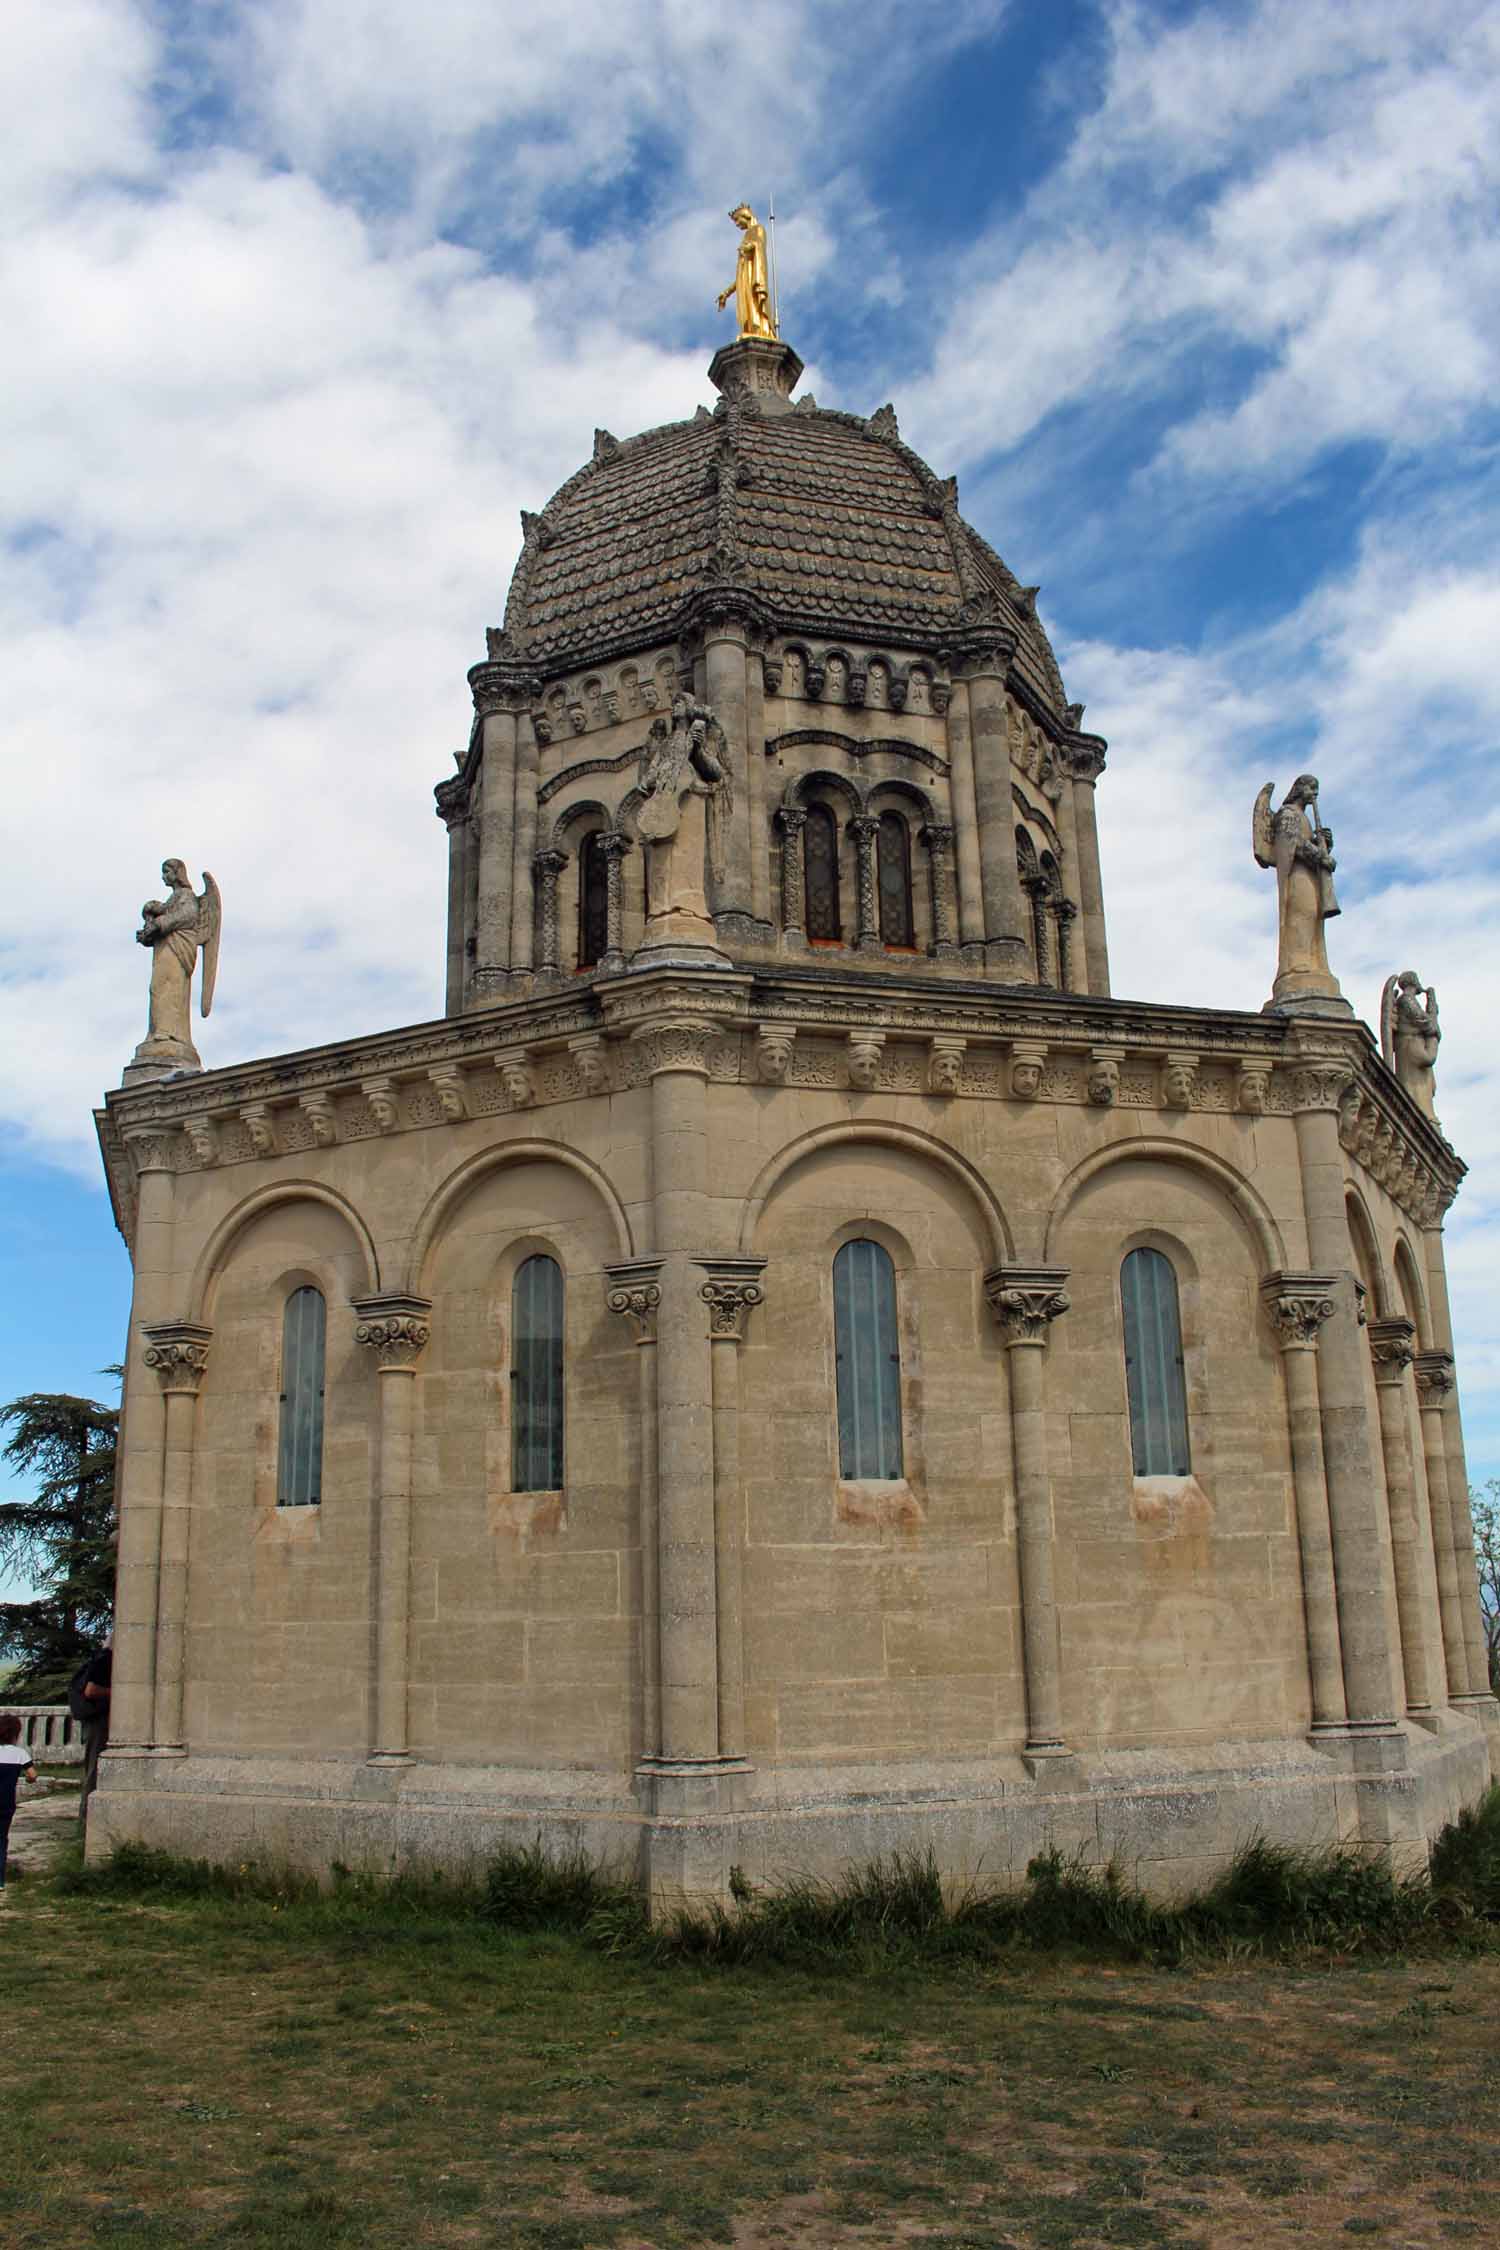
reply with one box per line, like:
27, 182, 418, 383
92, 253, 1495, 1904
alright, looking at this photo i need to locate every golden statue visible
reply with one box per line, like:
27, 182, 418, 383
716, 204, 777, 341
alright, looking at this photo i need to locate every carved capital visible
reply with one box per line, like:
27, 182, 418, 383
124, 1127, 178, 1175
434, 775, 470, 830
1259, 1272, 1338, 1351
468, 661, 540, 717
698, 1258, 767, 1342
775, 804, 808, 839
494, 1048, 535, 1108
142, 1322, 213, 1394
1087, 1046, 1125, 1108
428, 1065, 469, 1122
847, 1031, 885, 1090
1237, 1059, 1272, 1116
1368, 1316, 1416, 1384
362, 1076, 400, 1133
240, 1104, 276, 1158
630, 1018, 714, 1078
567, 1034, 608, 1097
181, 1116, 218, 1167
983, 1265, 1071, 1348
927, 1036, 966, 1097
1010, 1040, 1047, 1101
1160, 1052, 1198, 1110
605, 1259, 664, 1345
755, 1023, 796, 1083
353, 1293, 432, 1372
1056, 736, 1107, 784
1287, 1060, 1357, 1113
597, 829, 633, 865
1413, 1350, 1455, 1406
300, 1091, 338, 1147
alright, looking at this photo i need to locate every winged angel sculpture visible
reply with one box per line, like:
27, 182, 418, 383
130, 858, 221, 1074
1381, 970, 1441, 1122
1252, 775, 1345, 1009
636, 694, 732, 944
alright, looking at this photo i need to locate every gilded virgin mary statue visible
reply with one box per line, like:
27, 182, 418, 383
716, 205, 777, 341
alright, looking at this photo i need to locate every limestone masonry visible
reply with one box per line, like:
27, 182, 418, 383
93, 330, 1495, 1907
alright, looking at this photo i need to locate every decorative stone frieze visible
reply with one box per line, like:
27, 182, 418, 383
1087, 1046, 1124, 1108
428, 1066, 469, 1122
1413, 1350, 1455, 1404
182, 1116, 218, 1167
847, 1031, 884, 1090
755, 1024, 796, 1083
698, 1258, 767, 1341
142, 1322, 213, 1393
605, 1260, 664, 1344
362, 1077, 399, 1132
983, 1266, 1071, 1347
1160, 1052, 1198, 1110
927, 1036, 965, 1096
495, 1049, 535, 1108
300, 1091, 338, 1147
1368, 1316, 1416, 1385
353, 1294, 432, 1372
1259, 1272, 1338, 1351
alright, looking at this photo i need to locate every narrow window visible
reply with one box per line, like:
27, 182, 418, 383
277, 1286, 325, 1507
804, 804, 841, 941
1120, 1248, 1191, 1476
876, 812, 915, 946
833, 1239, 904, 1479
578, 831, 609, 969
512, 1255, 564, 1492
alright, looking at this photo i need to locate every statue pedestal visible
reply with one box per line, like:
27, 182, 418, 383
123, 1037, 202, 1086
1264, 990, 1354, 1020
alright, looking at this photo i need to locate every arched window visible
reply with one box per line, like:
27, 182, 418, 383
577, 831, 609, 969
512, 1255, 564, 1492
1120, 1249, 1191, 1476
833, 1239, 904, 1480
876, 812, 915, 946
804, 804, 842, 941
277, 1286, 325, 1507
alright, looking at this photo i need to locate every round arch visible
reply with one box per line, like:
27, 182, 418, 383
739, 1119, 1013, 1264
1344, 1186, 1391, 1318
406, 1136, 633, 1290
1043, 1138, 1287, 1272
865, 775, 937, 823
547, 797, 613, 850
1392, 1231, 1431, 1345
189, 1180, 380, 1323
783, 768, 864, 816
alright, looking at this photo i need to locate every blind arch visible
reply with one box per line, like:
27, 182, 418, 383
277, 1286, 326, 1507
1120, 1247, 1191, 1476
512, 1254, 564, 1492
833, 1238, 904, 1479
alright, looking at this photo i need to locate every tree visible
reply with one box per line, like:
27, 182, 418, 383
1474, 1480, 1500, 1695
0, 1387, 119, 1702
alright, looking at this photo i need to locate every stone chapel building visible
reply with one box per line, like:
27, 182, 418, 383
93, 330, 1495, 1903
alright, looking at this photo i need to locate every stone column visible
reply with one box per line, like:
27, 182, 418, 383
1368, 1318, 1439, 1718
508, 709, 541, 973
1058, 736, 1110, 997
698, 1260, 766, 1760
984, 1265, 1072, 1764
848, 814, 881, 952
942, 679, 986, 950
353, 1294, 432, 1763
702, 602, 754, 932
467, 662, 532, 996
777, 806, 807, 948
634, 1019, 721, 1764
141, 1323, 213, 1751
600, 831, 631, 973
1413, 1352, 1470, 1699
746, 645, 771, 932
436, 787, 471, 1016
1419, 1226, 1493, 1712
532, 848, 566, 974
606, 1262, 663, 1755
1288, 1053, 1401, 1732
1053, 898, 1077, 995
964, 642, 1028, 978
1260, 1276, 1346, 1729
109, 1133, 179, 1755
920, 822, 958, 956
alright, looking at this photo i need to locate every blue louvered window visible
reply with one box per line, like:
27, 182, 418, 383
1120, 1248, 1191, 1476
834, 1239, 904, 1479
512, 1255, 564, 1492
277, 1287, 325, 1507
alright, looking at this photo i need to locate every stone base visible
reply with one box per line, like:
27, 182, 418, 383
87, 1716, 1492, 1913
1263, 988, 1354, 1018
123, 1044, 202, 1086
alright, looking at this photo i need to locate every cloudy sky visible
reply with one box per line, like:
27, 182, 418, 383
3, 0, 1498, 1547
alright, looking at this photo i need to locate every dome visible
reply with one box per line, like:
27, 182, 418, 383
496, 338, 1069, 718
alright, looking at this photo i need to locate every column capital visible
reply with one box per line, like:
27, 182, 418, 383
775, 803, 808, 836
597, 828, 633, 862
846, 812, 881, 841
1260, 1271, 1339, 1351
531, 846, 567, 877
353, 1293, 432, 1372
468, 660, 539, 716
124, 1126, 180, 1176
1284, 1055, 1359, 1112
697, 1257, 767, 1341
1413, 1348, 1456, 1405
984, 1265, 1071, 1347
142, 1322, 214, 1395
605, 1259, 664, 1344
1368, 1315, 1417, 1385
630, 1017, 715, 1078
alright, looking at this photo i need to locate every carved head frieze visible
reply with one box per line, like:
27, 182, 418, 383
756, 1025, 796, 1084
1010, 1042, 1046, 1101
847, 1032, 884, 1091
1087, 1049, 1123, 1108
927, 1038, 965, 1097
1236, 1062, 1271, 1115
1160, 1053, 1198, 1111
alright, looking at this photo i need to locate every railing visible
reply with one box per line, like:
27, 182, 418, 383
0, 1705, 86, 1765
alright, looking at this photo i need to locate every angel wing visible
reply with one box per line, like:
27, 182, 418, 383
1379, 975, 1399, 1071
1252, 783, 1276, 870
197, 872, 222, 1019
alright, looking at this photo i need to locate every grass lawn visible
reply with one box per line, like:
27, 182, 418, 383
2, 1847, 1499, 2250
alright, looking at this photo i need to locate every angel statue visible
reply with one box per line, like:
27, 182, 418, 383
716, 204, 777, 342
1381, 970, 1441, 1121
1252, 774, 1347, 1012
635, 694, 732, 948
128, 858, 221, 1077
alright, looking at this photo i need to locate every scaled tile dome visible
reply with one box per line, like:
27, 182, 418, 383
495, 347, 1069, 719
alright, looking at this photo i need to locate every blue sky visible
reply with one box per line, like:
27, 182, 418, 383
3, 0, 1499, 1588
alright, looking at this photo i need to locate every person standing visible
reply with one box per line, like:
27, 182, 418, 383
76, 1643, 112, 1825
0, 1714, 38, 1896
